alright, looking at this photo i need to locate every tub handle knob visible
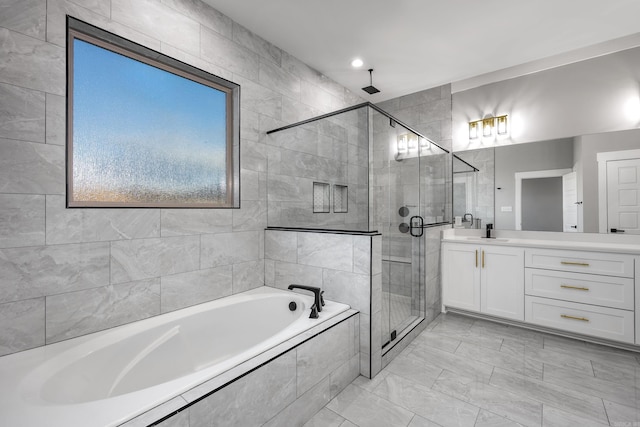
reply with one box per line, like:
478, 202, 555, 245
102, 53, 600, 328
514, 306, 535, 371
310, 304, 319, 319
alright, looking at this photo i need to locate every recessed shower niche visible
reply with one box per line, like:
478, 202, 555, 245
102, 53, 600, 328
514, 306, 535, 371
266, 103, 450, 373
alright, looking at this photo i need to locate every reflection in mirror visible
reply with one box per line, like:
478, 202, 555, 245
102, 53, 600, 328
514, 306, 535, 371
453, 149, 494, 230
452, 128, 640, 234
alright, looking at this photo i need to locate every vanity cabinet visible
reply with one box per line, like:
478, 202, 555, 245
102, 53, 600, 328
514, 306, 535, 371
524, 248, 635, 343
442, 243, 525, 321
442, 235, 639, 346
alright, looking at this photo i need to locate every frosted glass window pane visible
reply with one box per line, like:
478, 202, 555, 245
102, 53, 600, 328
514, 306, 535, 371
67, 21, 239, 208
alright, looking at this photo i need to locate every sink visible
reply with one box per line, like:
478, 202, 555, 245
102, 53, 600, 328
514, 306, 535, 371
464, 237, 509, 242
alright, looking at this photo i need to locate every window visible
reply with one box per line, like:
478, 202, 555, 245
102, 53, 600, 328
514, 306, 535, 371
66, 18, 240, 208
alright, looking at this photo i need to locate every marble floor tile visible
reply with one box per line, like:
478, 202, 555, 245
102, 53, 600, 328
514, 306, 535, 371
303, 408, 346, 427
432, 370, 542, 427
408, 345, 495, 384
591, 359, 640, 388
474, 410, 525, 427
318, 313, 640, 427
603, 399, 640, 425
455, 341, 543, 380
469, 320, 545, 347
410, 330, 461, 353
327, 384, 414, 427
373, 373, 480, 427
489, 367, 609, 424
408, 414, 445, 427
543, 335, 640, 367
500, 338, 595, 377
384, 352, 443, 388
543, 363, 639, 408
351, 371, 390, 393
427, 326, 504, 351
541, 405, 609, 427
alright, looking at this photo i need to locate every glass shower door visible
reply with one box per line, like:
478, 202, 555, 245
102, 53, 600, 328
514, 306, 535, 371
375, 112, 425, 348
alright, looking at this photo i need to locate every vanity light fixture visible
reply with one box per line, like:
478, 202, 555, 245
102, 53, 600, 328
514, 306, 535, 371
469, 120, 480, 139
496, 115, 508, 135
482, 117, 496, 137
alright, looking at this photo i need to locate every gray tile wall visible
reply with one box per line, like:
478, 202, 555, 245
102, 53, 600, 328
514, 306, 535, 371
264, 229, 383, 378
0, 0, 363, 356
266, 107, 369, 231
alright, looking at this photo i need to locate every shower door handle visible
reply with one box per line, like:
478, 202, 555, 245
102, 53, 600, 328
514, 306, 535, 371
409, 216, 424, 237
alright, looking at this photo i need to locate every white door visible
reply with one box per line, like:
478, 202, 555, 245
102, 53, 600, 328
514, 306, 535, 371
607, 158, 640, 235
562, 172, 579, 232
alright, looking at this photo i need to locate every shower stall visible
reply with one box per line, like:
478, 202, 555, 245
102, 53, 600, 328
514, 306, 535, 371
266, 102, 449, 354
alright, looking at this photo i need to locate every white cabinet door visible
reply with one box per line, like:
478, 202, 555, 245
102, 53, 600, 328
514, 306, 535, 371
442, 243, 480, 312
481, 246, 525, 321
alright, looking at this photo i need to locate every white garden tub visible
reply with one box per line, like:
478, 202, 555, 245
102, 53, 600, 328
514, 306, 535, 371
0, 287, 349, 426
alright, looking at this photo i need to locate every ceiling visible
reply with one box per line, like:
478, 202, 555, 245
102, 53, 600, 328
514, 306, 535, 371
201, 0, 640, 102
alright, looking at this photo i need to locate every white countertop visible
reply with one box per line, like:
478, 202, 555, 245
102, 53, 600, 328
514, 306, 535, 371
441, 229, 640, 255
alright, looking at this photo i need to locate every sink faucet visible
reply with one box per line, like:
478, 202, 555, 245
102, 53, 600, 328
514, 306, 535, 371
288, 284, 325, 318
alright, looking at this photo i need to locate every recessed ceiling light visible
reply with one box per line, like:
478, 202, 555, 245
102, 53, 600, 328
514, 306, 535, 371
351, 58, 364, 68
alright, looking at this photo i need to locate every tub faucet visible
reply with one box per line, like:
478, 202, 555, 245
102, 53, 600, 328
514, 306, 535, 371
288, 284, 324, 317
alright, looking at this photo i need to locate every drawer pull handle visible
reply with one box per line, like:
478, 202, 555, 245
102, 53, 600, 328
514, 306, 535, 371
561, 314, 589, 322
475, 250, 478, 268
560, 284, 590, 291
482, 250, 485, 269
561, 261, 590, 267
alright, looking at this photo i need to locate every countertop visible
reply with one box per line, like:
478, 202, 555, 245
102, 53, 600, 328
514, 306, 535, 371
441, 229, 640, 255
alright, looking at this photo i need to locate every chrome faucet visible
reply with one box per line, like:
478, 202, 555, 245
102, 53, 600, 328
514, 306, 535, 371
287, 284, 325, 318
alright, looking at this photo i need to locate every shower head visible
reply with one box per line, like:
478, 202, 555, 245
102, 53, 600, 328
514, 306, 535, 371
362, 69, 380, 95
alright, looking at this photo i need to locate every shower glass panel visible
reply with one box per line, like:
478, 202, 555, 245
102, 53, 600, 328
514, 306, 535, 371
266, 103, 449, 352
265, 107, 369, 231
370, 109, 448, 348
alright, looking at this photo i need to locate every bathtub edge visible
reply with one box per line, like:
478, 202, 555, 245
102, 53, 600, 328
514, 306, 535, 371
122, 309, 359, 427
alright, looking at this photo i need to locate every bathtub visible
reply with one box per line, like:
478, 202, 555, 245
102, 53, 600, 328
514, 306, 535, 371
0, 287, 350, 426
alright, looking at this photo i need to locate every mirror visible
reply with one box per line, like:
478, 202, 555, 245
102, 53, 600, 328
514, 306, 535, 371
453, 127, 640, 234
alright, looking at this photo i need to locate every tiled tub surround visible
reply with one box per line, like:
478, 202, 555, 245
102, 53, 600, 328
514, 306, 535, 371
0, 0, 365, 356
0, 287, 359, 426
265, 228, 383, 378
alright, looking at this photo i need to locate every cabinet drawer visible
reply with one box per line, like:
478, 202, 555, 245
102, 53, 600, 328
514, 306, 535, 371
525, 268, 634, 310
525, 296, 634, 344
525, 249, 634, 278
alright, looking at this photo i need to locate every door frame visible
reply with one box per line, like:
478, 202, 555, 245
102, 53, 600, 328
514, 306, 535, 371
597, 149, 640, 233
514, 169, 572, 231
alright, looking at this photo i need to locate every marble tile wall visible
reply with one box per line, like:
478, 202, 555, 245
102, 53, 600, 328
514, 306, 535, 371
0, 0, 363, 356
264, 228, 383, 378
266, 107, 370, 231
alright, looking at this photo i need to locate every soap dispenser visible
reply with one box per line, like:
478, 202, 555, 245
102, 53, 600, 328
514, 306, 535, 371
486, 223, 493, 239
